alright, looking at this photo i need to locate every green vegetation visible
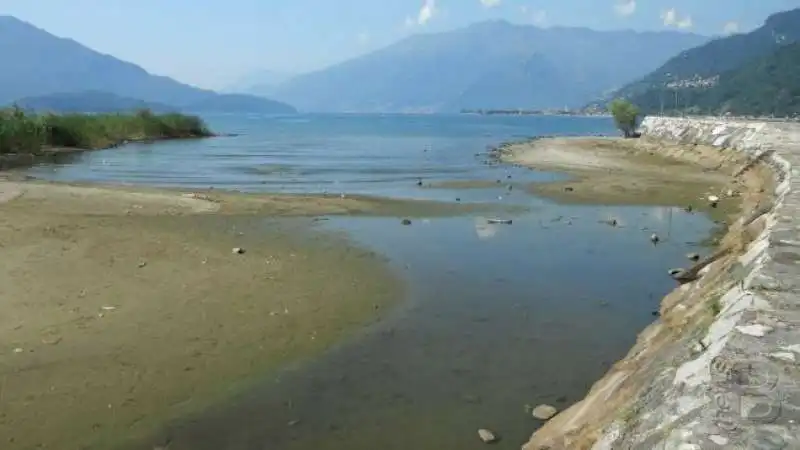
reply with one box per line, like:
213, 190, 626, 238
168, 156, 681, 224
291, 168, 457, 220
625, 43, 800, 117
609, 99, 640, 137
0, 107, 212, 154
605, 8, 800, 107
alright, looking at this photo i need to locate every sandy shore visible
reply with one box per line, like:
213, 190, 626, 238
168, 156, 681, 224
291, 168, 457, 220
0, 176, 491, 450
501, 137, 746, 219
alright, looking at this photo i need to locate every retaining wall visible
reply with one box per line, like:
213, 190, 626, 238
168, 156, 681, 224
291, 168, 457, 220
524, 117, 800, 450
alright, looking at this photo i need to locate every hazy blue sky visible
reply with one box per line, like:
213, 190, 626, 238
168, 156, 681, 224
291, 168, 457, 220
2, 0, 799, 89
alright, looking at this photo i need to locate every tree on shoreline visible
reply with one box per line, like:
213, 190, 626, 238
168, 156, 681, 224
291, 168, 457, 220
609, 99, 640, 138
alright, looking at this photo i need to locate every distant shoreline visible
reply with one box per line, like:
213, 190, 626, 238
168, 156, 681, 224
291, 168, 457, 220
460, 109, 611, 118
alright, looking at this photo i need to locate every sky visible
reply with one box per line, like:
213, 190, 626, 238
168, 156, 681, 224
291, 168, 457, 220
2, 0, 799, 89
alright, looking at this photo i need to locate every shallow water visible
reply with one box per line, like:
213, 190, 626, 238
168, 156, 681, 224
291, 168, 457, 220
26, 114, 716, 449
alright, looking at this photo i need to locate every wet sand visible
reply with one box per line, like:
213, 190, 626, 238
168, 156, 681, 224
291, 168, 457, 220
501, 137, 748, 220
0, 177, 490, 450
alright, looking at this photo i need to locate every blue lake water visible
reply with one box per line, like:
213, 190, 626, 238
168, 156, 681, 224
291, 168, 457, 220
27, 114, 715, 449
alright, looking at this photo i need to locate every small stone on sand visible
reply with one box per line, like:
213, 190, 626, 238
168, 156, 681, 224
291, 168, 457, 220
532, 404, 558, 420
478, 429, 498, 443
232, 247, 245, 254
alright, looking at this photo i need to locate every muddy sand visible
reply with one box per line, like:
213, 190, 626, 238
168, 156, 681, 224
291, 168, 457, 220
0, 177, 495, 450
501, 137, 746, 219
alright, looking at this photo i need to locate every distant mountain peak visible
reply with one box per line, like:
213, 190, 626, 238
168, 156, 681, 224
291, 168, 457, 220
272, 22, 708, 112
0, 15, 297, 113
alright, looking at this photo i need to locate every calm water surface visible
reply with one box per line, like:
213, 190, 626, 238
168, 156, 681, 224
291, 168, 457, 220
28, 114, 714, 449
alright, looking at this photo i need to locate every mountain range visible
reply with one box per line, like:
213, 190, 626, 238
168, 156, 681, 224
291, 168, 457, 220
0, 16, 296, 114
266, 21, 708, 113
605, 7, 800, 116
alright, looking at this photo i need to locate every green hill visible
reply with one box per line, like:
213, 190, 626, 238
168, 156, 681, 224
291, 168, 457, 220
628, 42, 800, 117
595, 7, 800, 114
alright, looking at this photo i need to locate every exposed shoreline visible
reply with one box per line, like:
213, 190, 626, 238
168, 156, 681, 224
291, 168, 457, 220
0, 166, 506, 450
503, 123, 782, 449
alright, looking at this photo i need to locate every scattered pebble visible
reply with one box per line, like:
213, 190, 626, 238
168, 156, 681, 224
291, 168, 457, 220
138, 261, 147, 268
13, 348, 24, 354
687, 253, 700, 262
478, 429, 498, 444
564, 186, 574, 192
232, 247, 245, 255
668, 268, 684, 276
532, 404, 558, 420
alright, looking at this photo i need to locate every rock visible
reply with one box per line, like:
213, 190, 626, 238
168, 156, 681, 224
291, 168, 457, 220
532, 404, 558, 420
669, 268, 698, 283
138, 260, 147, 268
687, 253, 700, 262
477, 429, 498, 443
564, 186, 574, 192
232, 247, 245, 254
401, 219, 412, 226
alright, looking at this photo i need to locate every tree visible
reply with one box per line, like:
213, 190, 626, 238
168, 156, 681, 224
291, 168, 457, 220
609, 99, 640, 138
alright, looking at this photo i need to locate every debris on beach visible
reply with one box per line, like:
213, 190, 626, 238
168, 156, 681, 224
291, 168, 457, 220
478, 429, 498, 444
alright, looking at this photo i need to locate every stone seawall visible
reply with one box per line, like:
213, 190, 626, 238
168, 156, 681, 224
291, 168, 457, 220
524, 117, 800, 450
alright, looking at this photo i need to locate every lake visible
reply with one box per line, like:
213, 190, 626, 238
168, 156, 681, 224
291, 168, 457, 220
27, 114, 715, 449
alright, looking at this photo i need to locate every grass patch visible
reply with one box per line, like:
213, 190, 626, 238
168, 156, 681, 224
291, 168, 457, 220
0, 106, 212, 154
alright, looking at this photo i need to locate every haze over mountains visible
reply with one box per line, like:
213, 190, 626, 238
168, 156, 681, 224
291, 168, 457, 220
0, 16, 296, 114
265, 21, 708, 113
